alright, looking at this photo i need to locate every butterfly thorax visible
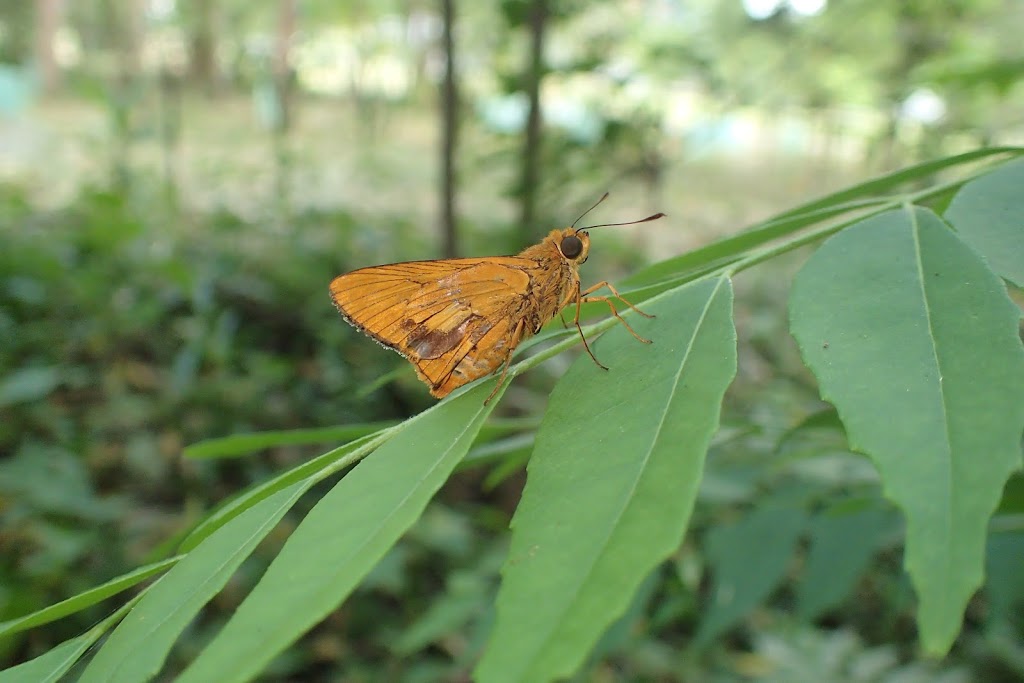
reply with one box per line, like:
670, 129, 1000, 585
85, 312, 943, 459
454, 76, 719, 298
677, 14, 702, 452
515, 228, 590, 330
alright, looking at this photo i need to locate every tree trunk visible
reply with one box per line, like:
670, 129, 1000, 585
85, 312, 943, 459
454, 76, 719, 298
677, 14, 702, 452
34, 0, 63, 93
439, 0, 459, 258
118, 0, 144, 79
273, 0, 297, 78
188, 0, 219, 94
271, 0, 298, 218
518, 0, 547, 248
99, 0, 143, 190
273, 0, 297, 131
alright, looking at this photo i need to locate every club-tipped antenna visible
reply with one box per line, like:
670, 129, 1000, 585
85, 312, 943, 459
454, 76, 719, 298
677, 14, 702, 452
570, 192, 610, 230
577, 212, 665, 234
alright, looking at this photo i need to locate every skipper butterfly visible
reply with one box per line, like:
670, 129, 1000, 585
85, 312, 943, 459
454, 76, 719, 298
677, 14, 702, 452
330, 194, 663, 401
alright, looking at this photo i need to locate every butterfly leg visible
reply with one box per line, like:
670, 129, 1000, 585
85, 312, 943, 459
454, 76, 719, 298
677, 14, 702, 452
580, 281, 654, 344
485, 317, 527, 405
581, 281, 654, 318
569, 281, 610, 371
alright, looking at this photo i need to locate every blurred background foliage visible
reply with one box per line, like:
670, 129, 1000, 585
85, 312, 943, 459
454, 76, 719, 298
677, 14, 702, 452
0, 0, 1022, 680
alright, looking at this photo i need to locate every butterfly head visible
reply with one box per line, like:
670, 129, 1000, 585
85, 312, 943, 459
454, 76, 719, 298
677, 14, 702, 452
557, 228, 591, 264
561, 192, 665, 265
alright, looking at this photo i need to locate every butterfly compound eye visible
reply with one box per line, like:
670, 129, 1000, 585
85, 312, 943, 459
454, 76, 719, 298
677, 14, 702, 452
560, 235, 584, 259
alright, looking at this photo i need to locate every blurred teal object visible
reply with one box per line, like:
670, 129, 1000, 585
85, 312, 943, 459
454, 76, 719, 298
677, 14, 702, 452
546, 100, 604, 144
478, 95, 602, 143
253, 79, 284, 130
477, 93, 528, 134
0, 64, 36, 116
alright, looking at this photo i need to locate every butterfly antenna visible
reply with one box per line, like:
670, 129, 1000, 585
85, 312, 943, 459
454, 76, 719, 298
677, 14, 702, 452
570, 192, 611, 230
578, 212, 665, 233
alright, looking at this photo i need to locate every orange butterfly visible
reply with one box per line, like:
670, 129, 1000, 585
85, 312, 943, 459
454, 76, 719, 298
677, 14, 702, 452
330, 195, 664, 401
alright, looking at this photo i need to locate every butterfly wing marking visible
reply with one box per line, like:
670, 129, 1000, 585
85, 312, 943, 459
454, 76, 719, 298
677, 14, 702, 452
330, 258, 535, 396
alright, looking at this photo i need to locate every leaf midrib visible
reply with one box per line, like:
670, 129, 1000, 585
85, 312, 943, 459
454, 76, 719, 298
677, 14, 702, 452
908, 207, 955, 603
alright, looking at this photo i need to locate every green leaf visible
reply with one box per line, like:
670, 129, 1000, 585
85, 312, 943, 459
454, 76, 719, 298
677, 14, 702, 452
584, 568, 663, 666
177, 380, 503, 683
694, 505, 806, 647
78, 482, 310, 683
789, 206, 1024, 654
985, 531, 1024, 628
0, 366, 61, 408
625, 199, 880, 288
945, 157, 1024, 287
0, 593, 145, 683
0, 558, 178, 639
774, 407, 845, 456
180, 417, 531, 550
476, 417, 542, 442
177, 431, 384, 553
995, 472, 1024, 515
476, 276, 737, 683
626, 147, 1024, 288
0, 444, 119, 521
462, 432, 535, 469
392, 573, 490, 656
797, 505, 899, 620
392, 544, 505, 656
479, 437, 534, 490
183, 421, 397, 459
771, 148, 1022, 224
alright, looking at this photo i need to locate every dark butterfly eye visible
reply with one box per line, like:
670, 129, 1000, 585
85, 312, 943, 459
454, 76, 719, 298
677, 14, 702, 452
560, 235, 583, 259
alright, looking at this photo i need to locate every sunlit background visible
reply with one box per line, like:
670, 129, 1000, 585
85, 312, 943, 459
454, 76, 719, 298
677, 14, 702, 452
4, 1, 1021, 248
1, 0, 1023, 680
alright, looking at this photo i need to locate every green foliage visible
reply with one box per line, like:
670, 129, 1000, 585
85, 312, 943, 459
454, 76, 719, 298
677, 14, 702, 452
945, 157, 1024, 287
0, 595, 146, 683
797, 506, 900, 621
0, 180, 423, 673
78, 483, 308, 683
789, 205, 1024, 653
695, 505, 807, 649
178, 381, 504, 682
4, 147, 1022, 682
7, 0, 1024, 679
0, 559, 176, 640
745, 627, 975, 683
477, 277, 736, 681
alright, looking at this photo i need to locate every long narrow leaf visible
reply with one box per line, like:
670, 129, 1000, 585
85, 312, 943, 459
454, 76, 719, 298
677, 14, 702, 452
177, 380, 504, 683
178, 431, 383, 553
0, 558, 178, 639
183, 422, 397, 459
476, 276, 737, 682
79, 482, 311, 683
627, 147, 1023, 288
773, 147, 1022, 220
0, 593, 146, 683
625, 199, 882, 288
